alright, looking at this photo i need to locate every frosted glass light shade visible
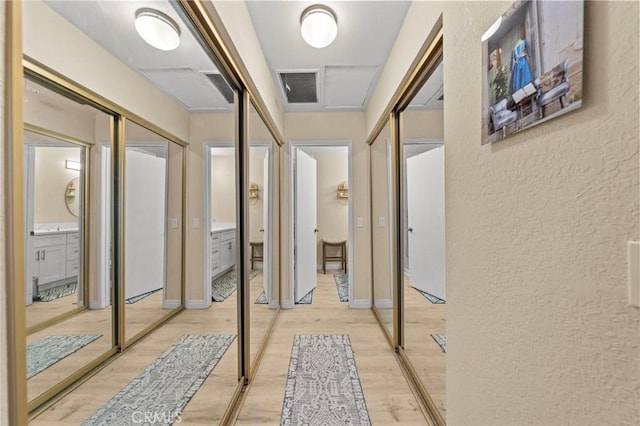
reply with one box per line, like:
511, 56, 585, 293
135, 8, 181, 51
300, 5, 337, 48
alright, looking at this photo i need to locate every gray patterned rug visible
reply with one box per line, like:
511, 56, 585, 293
34, 281, 77, 302
212, 271, 257, 302
255, 291, 268, 304
431, 333, 446, 353
414, 287, 446, 304
296, 290, 314, 305
125, 288, 161, 304
27, 334, 101, 379
334, 273, 349, 302
281, 335, 370, 425
82, 334, 235, 425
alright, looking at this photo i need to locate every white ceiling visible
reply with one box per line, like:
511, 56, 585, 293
42, 1, 440, 115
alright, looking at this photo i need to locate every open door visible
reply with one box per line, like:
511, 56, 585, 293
263, 150, 270, 302
294, 148, 317, 302
407, 146, 445, 300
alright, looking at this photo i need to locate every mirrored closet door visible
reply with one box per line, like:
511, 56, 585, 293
23, 73, 116, 408
370, 119, 395, 339
399, 58, 446, 421
248, 103, 278, 373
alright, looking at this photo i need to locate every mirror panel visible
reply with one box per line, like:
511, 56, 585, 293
23, 75, 115, 405
400, 60, 446, 417
248, 104, 277, 370
371, 120, 394, 338
123, 121, 182, 341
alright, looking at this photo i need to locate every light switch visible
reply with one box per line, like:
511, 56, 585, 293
356, 217, 364, 228
628, 241, 640, 307
170, 218, 178, 229
192, 218, 200, 229
378, 217, 385, 228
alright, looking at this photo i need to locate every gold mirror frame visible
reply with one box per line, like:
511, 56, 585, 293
64, 177, 80, 217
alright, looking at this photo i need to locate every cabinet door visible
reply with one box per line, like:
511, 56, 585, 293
38, 245, 67, 285
221, 239, 232, 270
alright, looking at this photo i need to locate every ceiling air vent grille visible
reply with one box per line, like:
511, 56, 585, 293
204, 73, 234, 104
279, 72, 318, 103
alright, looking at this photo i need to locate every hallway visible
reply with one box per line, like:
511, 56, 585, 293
30, 273, 426, 424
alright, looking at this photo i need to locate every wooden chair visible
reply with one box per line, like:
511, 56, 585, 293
249, 241, 263, 270
322, 240, 347, 274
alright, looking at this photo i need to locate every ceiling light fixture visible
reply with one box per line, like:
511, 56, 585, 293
134, 8, 181, 51
300, 5, 338, 49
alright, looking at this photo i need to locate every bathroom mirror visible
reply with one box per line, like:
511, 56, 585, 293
371, 119, 395, 339
248, 102, 278, 373
64, 177, 80, 217
400, 58, 446, 419
23, 72, 116, 408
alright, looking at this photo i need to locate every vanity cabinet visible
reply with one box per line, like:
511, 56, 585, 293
32, 232, 80, 292
211, 228, 236, 280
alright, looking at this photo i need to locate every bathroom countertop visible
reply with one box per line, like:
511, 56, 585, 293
211, 223, 236, 234
33, 228, 79, 236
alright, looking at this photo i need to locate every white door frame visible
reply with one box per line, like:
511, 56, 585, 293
287, 140, 354, 308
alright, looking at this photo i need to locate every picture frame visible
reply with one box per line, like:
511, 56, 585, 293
481, 0, 584, 144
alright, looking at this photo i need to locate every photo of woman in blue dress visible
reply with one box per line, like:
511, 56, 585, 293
509, 27, 534, 93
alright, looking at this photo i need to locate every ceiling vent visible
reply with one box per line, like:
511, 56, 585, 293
204, 73, 235, 104
279, 72, 318, 103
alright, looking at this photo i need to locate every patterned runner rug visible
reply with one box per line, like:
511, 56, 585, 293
414, 287, 446, 304
333, 273, 349, 302
431, 333, 447, 353
27, 334, 101, 379
296, 290, 313, 305
281, 335, 371, 425
83, 334, 235, 425
255, 291, 268, 304
125, 288, 161, 304
212, 271, 257, 302
34, 281, 77, 302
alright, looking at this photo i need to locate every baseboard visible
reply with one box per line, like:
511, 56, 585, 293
374, 299, 392, 309
316, 262, 345, 271
269, 300, 279, 309
185, 299, 211, 309
281, 299, 294, 309
163, 299, 181, 309
89, 300, 106, 310
349, 299, 372, 309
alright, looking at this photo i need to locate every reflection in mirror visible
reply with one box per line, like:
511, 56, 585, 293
23, 76, 115, 405
401, 60, 446, 417
371, 120, 394, 337
249, 104, 277, 369
124, 121, 183, 342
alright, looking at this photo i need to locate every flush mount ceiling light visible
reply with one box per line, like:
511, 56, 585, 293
300, 5, 338, 48
135, 8, 181, 51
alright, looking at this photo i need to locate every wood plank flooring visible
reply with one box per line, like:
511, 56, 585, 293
30, 272, 428, 424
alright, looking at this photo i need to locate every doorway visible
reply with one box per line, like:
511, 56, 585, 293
289, 142, 353, 307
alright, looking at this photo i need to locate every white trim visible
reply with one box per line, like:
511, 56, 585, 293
288, 140, 354, 308
318, 263, 346, 271
374, 299, 393, 309
162, 299, 181, 309
185, 299, 210, 309
349, 299, 372, 309
89, 300, 105, 310
281, 300, 294, 309
269, 301, 279, 309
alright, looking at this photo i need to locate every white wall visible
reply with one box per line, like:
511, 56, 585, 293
33, 146, 81, 224
440, 1, 640, 424
211, 153, 236, 224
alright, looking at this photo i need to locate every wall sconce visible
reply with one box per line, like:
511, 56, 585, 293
337, 181, 348, 199
249, 182, 259, 200
65, 160, 81, 171
65, 180, 76, 199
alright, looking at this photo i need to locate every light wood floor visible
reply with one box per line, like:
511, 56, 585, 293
30, 272, 427, 424
26, 292, 81, 329
403, 276, 447, 417
236, 272, 428, 425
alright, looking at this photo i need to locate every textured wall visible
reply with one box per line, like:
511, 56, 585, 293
443, 1, 640, 424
